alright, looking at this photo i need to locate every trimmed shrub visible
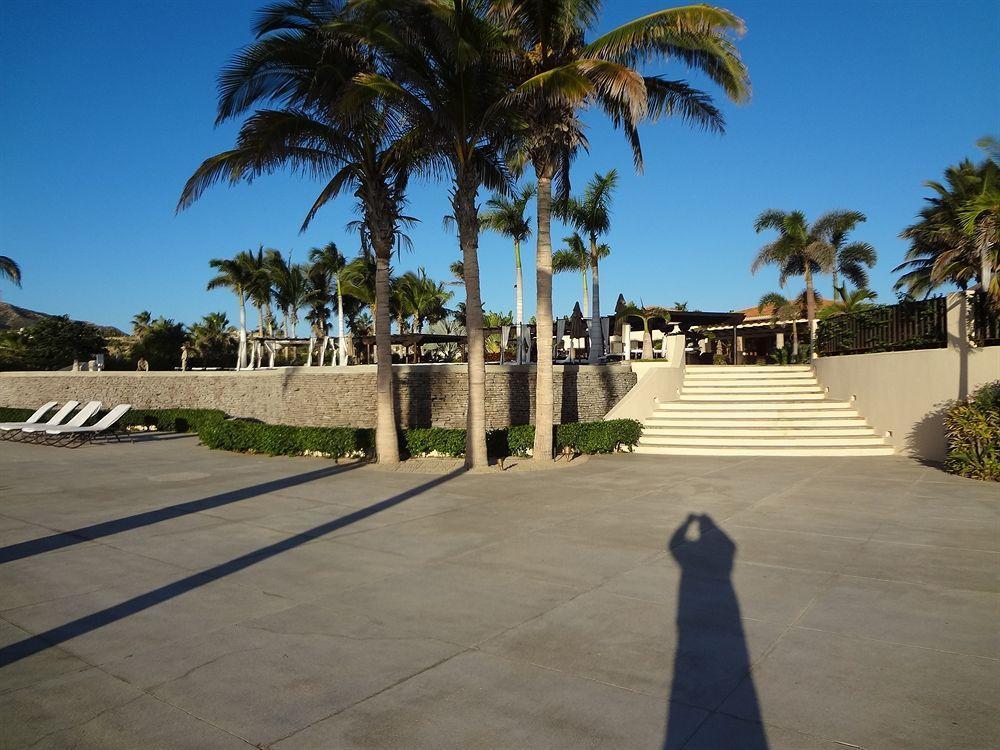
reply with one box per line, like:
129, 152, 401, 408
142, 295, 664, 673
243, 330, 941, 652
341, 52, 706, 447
486, 420, 642, 457
0, 407, 37, 423
198, 420, 372, 459
404, 428, 466, 457
122, 408, 227, 433
944, 381, 1000, 482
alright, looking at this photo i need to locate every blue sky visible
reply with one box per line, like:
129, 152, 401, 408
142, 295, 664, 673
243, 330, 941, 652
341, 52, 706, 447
1, 0, 997, 332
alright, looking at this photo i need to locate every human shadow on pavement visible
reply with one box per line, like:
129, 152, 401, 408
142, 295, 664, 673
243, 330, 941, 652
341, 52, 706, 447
0, 463, 362, 564
0, 467, 465, 667
663, 514, 769, 750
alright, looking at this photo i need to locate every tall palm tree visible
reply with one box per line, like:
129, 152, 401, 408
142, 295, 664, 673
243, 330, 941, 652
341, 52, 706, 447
178, 1, 417, 463
480, 184, 535, 361
558, 169, 619, 362
309, 242, 350, 364
246, 246, 276, 339
206, 252, 255, 368
751, 210, 835, 351
959, 140, 1000, 301
498, 0, 750, 460
340, 0, 520, 469
814, 210, 876, 298
553, 232, 608, 319
0, 256, 21, 289
895, 159, 997, 298
304, 261, 333, 362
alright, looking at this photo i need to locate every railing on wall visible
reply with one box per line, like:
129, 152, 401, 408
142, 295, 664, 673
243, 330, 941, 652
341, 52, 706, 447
969, 291, 1000, 347
816, 297, 948, 356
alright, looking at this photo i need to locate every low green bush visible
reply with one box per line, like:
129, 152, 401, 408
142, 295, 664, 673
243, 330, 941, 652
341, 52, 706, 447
944, 381, 1000, 482
404, 428, 466, 457
0, 407, 38, 423
196, 418, 641, 460
198, 420, 373, 458
122, 408, 227, 433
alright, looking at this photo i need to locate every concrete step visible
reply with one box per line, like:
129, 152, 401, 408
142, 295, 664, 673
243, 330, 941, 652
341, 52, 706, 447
684, 370, 816, 380
644, 416, 869, 428
639, 434, 887, 447
681, 383, 823, 396
658, 401, 854, 412
682, 377, 819, 387
633, 444, 896, 457
641, 426, 877, 437
678, 392, 827, 401
686, 365, 813, 372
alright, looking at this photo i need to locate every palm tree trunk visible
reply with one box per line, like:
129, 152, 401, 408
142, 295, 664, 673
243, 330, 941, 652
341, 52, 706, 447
372, 241, 400, 464
831, 268, 839, 300
581, 270, 589, 319
804, 266, 817, 358
533, 168, 555, 461
588, 237, 602, 364
514, 239, 524, 363
236, 295, 248, 370
642, 321, 654, 360
336, 279, 347, 366
791, 320, 799, 356
455, 180, 488, 469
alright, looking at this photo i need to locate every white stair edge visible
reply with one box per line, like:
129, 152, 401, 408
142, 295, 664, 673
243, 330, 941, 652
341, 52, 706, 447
633, 445, 896, 457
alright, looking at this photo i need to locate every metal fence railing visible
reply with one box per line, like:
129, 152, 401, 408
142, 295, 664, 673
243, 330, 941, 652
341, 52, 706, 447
970, 291, 1000, 347
816, 297, 948, 356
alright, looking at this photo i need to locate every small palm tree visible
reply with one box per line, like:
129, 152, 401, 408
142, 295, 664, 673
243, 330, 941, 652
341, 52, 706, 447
558, 169, 619, 363
309, 242, 350, 364
820, 286, 877, 317
758, 291, 806, 356
618, 302, 671, 360
207, 252, 255, 368
480, 184, 535, 356
0, 256, 22, 290
553, 233, 608, 319
751, 210, 835, 349
189, 312, 235, 363
130, 311, 153, 337
958, 140, 1000, 301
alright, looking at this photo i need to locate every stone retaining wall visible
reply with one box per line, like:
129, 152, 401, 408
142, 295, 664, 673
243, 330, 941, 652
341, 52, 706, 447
0, 364, 636, 429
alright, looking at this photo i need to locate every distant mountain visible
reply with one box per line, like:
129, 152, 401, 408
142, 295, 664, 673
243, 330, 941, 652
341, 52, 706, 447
0, 301, 125, 337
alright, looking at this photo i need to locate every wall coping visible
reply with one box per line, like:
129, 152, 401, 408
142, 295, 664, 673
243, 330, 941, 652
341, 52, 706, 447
0, 362, 636, 378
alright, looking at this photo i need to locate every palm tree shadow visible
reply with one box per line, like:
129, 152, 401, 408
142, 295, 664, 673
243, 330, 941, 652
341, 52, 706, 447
663, 514, 769, 749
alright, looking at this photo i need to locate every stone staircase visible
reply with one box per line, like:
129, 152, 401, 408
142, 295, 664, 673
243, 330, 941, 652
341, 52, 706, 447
635, 365, 894, 456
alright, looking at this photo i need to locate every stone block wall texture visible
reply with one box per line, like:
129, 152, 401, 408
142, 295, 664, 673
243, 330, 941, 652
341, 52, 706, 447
0, 364, 636, 430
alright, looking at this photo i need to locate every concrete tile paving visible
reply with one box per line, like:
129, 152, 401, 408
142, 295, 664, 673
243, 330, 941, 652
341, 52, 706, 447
1, 434, 997, 749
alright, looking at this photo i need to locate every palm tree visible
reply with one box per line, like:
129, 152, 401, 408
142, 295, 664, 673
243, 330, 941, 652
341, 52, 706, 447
814, 210, 876, 298
498, 0, 750, 461
751, 210, 835, 353
758, 291, 805, 356
341, 1, 521, 469
178, 1, 417, 463
0, 256, 21, 289
246, 247, 276, 339
206, 252, 255, 368
310, 242, 350, 365
558, 169, 619, 363
895, 159, 998, 298
480, 184, 535, 361
618, 302, 671, 360
189, 312, 236, 363
130, 310, 153, 337
820, 286, 877, 317
959, 140, 1000, 301
553, 232, 608, 319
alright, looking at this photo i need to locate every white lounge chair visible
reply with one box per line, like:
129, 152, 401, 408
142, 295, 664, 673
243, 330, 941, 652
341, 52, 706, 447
0, 402, 58, 433
20, 401, 102, 440
42, 404, 132, 447
0, 401, 79, 439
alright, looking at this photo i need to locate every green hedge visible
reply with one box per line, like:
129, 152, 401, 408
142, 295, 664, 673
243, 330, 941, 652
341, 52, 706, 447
944, 381, 1000, 482
198, 420, 375, 458
122, 408, 227, 433
0, 407, 39, 423
196, 418, 642, 460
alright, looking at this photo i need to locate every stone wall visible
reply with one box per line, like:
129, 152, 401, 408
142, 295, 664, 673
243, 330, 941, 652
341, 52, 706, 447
0, 364, 637, 430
